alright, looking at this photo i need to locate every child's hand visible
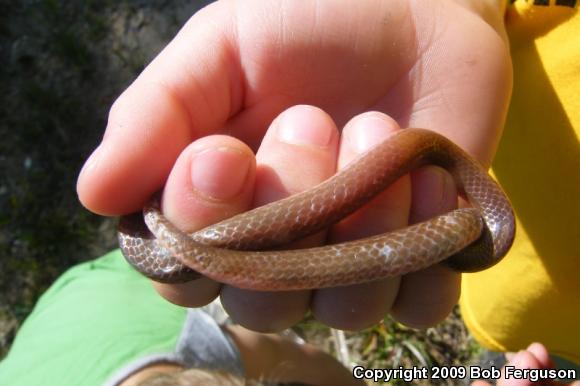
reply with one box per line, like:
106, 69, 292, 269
472, 343, 580, 386
78, 0, 511, 332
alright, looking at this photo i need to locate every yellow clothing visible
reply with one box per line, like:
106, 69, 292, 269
460, 0, 580, 363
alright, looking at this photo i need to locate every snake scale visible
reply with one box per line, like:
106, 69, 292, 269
118, 128, 515, 291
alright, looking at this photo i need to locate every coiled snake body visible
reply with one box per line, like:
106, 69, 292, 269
118, 128, 515, 291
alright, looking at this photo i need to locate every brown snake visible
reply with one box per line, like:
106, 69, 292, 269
118, 128, 515, 291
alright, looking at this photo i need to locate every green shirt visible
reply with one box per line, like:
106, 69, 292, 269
0, 250, 187, 386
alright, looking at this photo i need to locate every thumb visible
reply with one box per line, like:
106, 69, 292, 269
77, 2, 241, 215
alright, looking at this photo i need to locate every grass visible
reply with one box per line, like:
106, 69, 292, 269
0, 1, 483, 383
297, 309, 482, 385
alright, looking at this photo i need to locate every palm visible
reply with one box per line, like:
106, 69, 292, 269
221, 1, 510, 164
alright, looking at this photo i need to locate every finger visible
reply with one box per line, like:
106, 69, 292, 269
525, 342, 552, 369
153, 135, 256, 307
220, 105, 340, 332
390, 166, 460, 328
497, 350, 542, 386
77, 3, 243, 215
312, 112, 406, 330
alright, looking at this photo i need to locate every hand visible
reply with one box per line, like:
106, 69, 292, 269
226, 323, 365, 386
472, 343, 580, 386
77, 0, 511, 331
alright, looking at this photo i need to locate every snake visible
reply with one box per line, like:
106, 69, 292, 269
118, 128, 515, 291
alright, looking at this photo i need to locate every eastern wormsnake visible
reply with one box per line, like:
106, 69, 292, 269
118, 128, 515, 291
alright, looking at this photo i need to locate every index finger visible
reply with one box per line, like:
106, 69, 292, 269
77, 3, 241, 215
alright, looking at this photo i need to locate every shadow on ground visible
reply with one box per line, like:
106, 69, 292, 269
0, 0, 212, 358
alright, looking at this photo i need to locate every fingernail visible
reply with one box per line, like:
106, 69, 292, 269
346, 116, 393, 153
190, 147, 251, 200
277, 107, 333, 147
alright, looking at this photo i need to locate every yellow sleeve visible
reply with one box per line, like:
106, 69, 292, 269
460, 0, 580, 364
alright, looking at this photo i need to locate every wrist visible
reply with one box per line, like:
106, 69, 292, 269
455, 0, 507, 16
453, 0, 508, 44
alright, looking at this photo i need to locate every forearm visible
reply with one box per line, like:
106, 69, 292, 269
226, 325, 362, 385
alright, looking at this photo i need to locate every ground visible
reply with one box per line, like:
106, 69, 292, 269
0, 1, 482, 384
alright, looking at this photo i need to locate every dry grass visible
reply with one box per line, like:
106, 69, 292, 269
297, 307, 481, 385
